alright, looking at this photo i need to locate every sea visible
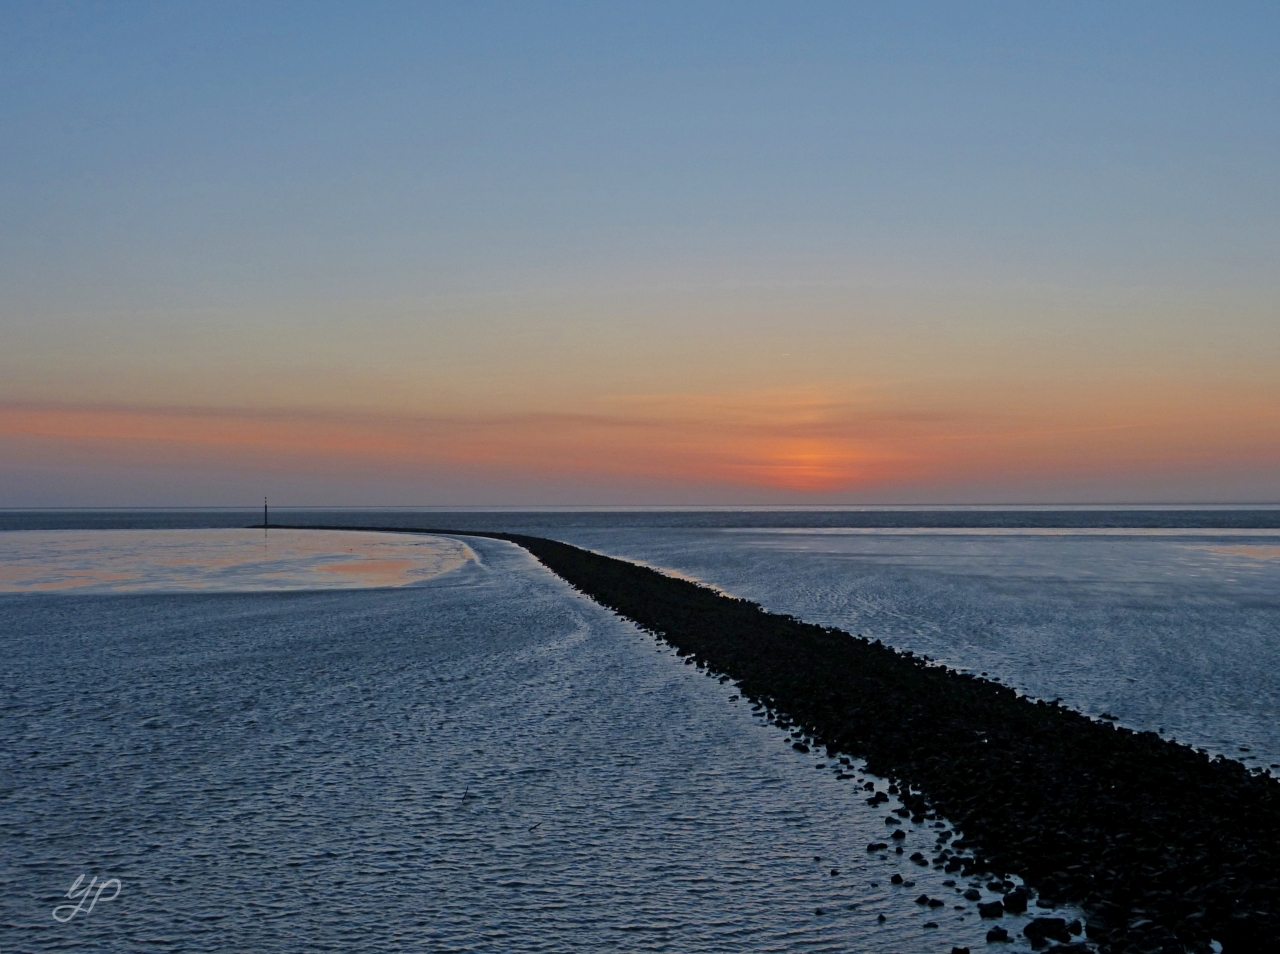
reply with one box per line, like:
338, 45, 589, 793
3, 507, 1278, 953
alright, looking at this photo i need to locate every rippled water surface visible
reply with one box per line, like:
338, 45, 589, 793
1, 532, 1070, 953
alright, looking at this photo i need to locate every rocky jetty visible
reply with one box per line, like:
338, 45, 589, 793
286, 525, 1280, 952
494, 532, 1280, 954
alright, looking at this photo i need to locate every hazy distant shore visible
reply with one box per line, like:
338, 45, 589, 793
5, 506, 1280, 535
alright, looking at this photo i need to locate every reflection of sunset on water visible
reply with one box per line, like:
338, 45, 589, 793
315, 558, 424, 587
0, 565, 137, 591
0, 530, 474, 593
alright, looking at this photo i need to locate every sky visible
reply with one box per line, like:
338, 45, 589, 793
2, 1, 1277, 506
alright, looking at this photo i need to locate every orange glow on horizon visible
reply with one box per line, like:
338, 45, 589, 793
2, 382, 1277, 501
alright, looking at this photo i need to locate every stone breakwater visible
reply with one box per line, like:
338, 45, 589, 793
284, 526, 1280, 953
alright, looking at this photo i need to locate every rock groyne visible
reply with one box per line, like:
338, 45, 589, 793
283, 525, 1280, 952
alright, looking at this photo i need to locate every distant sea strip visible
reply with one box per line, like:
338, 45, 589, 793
279, 525, 1280, 953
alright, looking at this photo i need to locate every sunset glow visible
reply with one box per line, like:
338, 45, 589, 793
2, 3, 1277, 505
4, 370, 1275, 503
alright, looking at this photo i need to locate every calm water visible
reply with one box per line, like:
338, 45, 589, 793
1, 529, 1067, 953
0, 529, 474, 593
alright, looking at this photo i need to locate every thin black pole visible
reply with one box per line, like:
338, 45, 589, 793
264, 497, 268, 528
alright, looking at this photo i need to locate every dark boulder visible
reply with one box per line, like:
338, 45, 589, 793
1023, 917, 1071, 947
1002, 889, 1028, 914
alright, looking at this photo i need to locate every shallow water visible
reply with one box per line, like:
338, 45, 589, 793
0, 533, 1071, 953
0, 528, 473, 593
549, 525, 1280, 769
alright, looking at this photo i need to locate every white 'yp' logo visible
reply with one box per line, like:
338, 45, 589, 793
52, 875, 121, 922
